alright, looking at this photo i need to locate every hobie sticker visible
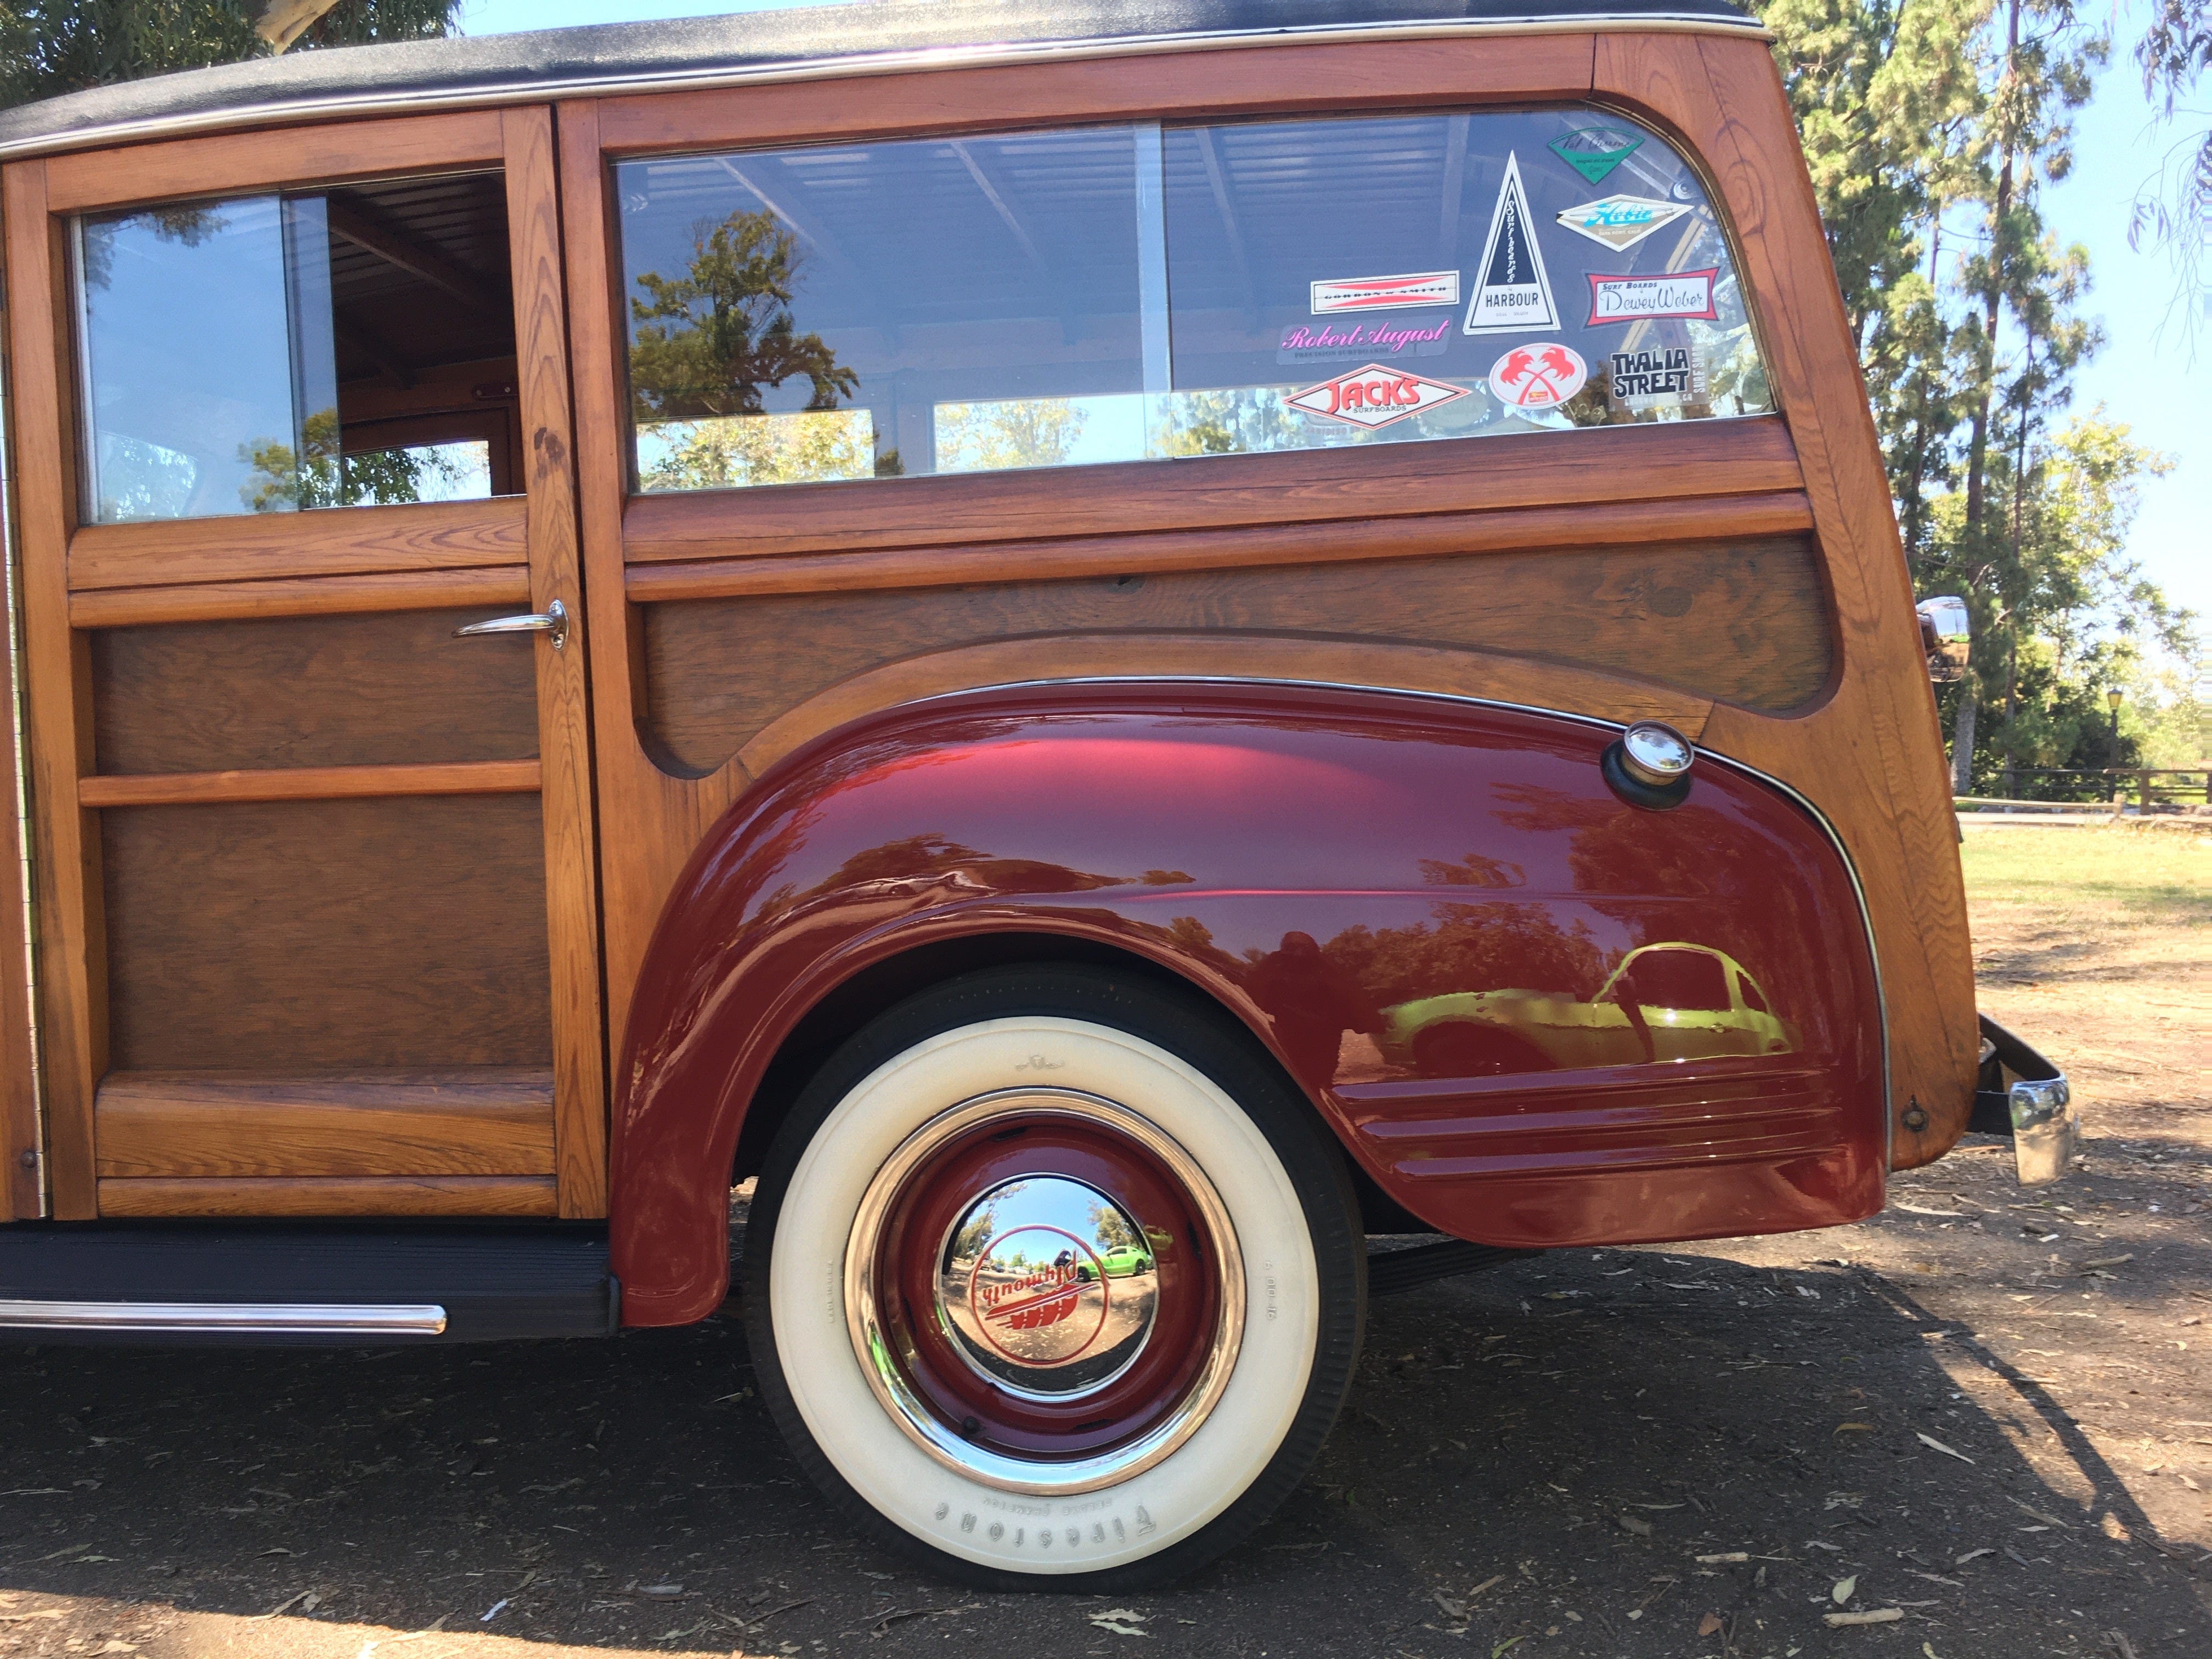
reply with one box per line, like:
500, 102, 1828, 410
1555, 195, 1692, 252
1288, 363, 1472, 429
1549, 126, 1645, 185
1462, 153, 1559, 335
1488, 343, 1587, 409
1585, 268, 1719, 325
1311, 270, 1461, 315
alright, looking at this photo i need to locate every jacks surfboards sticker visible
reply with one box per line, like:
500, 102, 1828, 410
1487, 342, 1588, 409
1548, 127, 1645, 185
1462, 153, 1560, 336
1555, 194, 1692, 252
1585, 268, 1719, 325
1288, 363, 1472, 429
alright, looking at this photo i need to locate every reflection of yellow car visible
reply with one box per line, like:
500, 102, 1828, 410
1377, 944, 1796, 1077
1075, 1245, 1154, 1281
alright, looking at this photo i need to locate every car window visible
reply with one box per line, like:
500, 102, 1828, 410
614, 109, 1770, 494
1612, 949, 1734, 1013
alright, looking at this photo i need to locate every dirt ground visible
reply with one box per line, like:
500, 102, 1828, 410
0, 825, 2203, 1659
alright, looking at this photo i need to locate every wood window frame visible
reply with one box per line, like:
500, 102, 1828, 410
4, 106, 606, 1218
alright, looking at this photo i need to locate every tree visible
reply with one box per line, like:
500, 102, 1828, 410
0, 1, 459, 110
2129, 0, 2210, 351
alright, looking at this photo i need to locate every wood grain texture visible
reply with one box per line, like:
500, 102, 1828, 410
624, 492, 1818, 602
69, 497, 528, 591
95, 1069, 555, 1178
70, 566, 533, 628
6, 158, 102, 1216
97, 1175, 557, 1217
79, 760, 542, 809
100, 795, 552, 1073
42, 110, 506, 213
1595, 35, 1980, 1165
741, 635, 1716, 783
622, 417, 1803, 566
91, 608, 540, 775
505, 104, 610, 1218
645, 538, 1831, 772
595, 35, 1595, 154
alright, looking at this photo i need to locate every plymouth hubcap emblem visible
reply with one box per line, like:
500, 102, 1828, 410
937, 1176, 1160, 1398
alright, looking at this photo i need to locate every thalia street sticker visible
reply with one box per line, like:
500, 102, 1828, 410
1311, 270, 1460, 314
1288, 363, 1472, 428
1463, 153, 1559, 336
1585, 268, 1719, 325
1610, 345, 1705, 410
1487, 343, 1587, 409
1548, 126, 1645, 184
1555, 195, 1692, 252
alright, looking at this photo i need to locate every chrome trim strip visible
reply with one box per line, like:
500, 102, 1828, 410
0, 14, 1772, 165
0, 1300, 449, 1334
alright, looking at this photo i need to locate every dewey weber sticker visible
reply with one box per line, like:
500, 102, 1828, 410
1278, 317, 1451, 365
1288, 363, 1471, 429
1585, 268, 1719, 325
1555, 194, 1692, 252
1463, 153, 1559, 336
1487, 343, 1587, 410
1310, 270, 1460, 314
1610, 345, 1703, 408
1548, 127, 1645, 185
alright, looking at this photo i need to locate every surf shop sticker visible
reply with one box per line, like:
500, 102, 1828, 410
1278, 317, 1452, 365
1549, 126, 1645, 184
1555, 194, 1692, 252
1287, 362, 1472, 430
1585, 268, 1719, 326
1310, 270, 1461, 315
1487, 342, 1588, 410
1462, 153, 1560, 336
1609, 345, 1706, 410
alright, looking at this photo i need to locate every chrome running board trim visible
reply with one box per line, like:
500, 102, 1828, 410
0, 1299, 447, 1334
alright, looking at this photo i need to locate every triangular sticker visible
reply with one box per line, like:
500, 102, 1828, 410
1548, 127, 1644, 185
1462, 152, 1559, 336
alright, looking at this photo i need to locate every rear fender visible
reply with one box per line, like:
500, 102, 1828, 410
611, 683, 1883, 1325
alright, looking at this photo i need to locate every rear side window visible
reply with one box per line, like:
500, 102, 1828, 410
615, 109, 1770, 493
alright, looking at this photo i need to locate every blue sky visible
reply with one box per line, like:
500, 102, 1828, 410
460, 0, 2206, 631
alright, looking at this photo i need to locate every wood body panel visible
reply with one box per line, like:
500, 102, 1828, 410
69, 498, 528, 592
100, 795, 551, 1073
97, 1175, 557, 1217
92, 609, 539, 775
644, 538, 1831, 772
95, 1070, 555, 1178
70, 567, 534, 628
78, 760, 541, 809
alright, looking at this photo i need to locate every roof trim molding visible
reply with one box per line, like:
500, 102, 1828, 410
0, 13, 1770, 166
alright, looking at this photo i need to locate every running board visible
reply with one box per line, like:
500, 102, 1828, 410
1367, 1237, 1536, 1296
0, 1223, 616, 1345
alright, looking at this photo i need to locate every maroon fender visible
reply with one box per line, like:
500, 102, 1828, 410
611, 684, 1883, 1326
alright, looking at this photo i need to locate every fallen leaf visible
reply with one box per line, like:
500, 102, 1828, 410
1955, 1549, 1995, 1565
1916, 1432, 1975, 1465
1698, 1613, 1724, 1637
1493, 1640, 1526, 1658
1825, 1609, 1905, 1627
1832, 1575, 1858, 1605
1088, 1607, 1148, 1638
636, 1584, 685, 1600
1835, 1423, 1874, 1434
1468, 1575, 1505, 1601
2081, 1255, 2134, 1269
1617, 1513, 1654, 1537
1433, 1591, 1467, 1622
1696, 1553, 1750, 1564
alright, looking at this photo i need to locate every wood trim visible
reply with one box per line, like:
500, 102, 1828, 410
78, 759, 541, 809
505, 105, 610, 1218
736, 635, 1714, 783
5, 158, 101, 1217
70, 566, 533, 628
42, 110, 506, 214
96, 1173, 558, 1217
594, 35, 1596, 155
69, 497, 528, 592
625, 492, 1818, 604
620, 418, 1803, 567
1594, 36, 1979, 1166
95, 1069, 555, 1178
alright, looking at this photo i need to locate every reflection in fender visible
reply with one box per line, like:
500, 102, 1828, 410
610, 683, 1884, 1327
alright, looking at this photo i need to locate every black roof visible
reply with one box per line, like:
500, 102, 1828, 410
0, 0, 1760, 161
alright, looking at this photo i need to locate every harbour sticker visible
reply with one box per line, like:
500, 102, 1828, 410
1487, 343, 1588, 409
1287, 363, 1472, 428
1585, 268, 1719, 325
1548, 126, 1646, 184
1555, 195, 1692, 252
1310, 270, 1460, 314
1462, 153, 1560, 335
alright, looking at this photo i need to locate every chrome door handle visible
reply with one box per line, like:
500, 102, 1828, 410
454, 598, 567, 651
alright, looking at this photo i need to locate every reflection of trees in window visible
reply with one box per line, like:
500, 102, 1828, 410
239, 409, 481, 510
1154, 387, 1303, 457
629, 210, 855, 422
639, 409, 882, 491
77, 205, 223, 290
934, 397, 1087, 473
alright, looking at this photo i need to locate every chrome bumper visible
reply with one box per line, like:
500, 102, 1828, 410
1969, 1015, 2078, 1186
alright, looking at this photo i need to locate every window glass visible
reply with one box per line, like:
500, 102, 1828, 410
74, 174, 516, 524
615, 109, 1771, 494
1613, 949, 1734, 1013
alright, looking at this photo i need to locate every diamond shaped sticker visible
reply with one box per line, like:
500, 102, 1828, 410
1286, 363, 1471, 429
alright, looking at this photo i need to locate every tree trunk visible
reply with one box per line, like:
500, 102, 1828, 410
1951, 674, 1978, 797
1899, 205, 1944, 566
2001, 636, 2019, 798
1964, 0, 2024, 539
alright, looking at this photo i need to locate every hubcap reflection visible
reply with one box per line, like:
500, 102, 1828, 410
938, 1177, 1159, 1397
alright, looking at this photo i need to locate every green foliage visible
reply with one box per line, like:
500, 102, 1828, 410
240, 407, 482, 511
0, 0, 458, 110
